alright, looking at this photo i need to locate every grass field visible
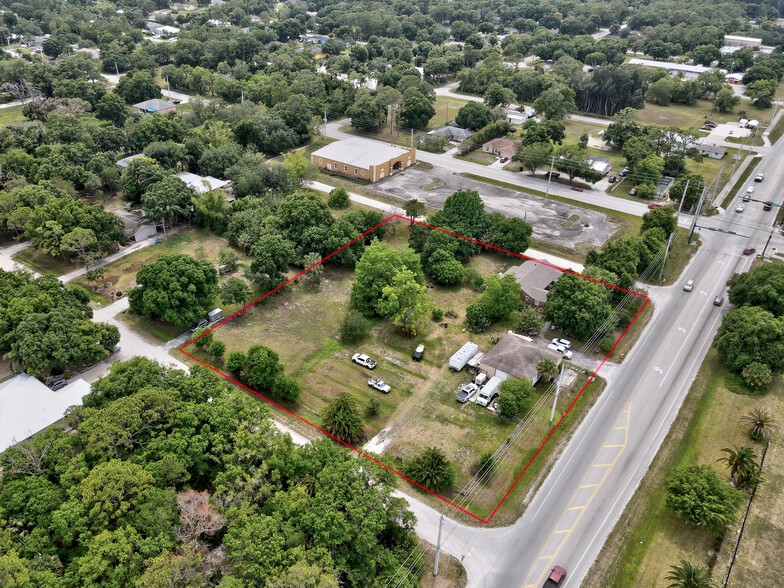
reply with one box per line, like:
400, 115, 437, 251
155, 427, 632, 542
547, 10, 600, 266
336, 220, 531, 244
455, 150, 496, 165
0, 105, 26, 126
639, 100, 774, 129
204, 226, 608, 525
14, 247, 79, 276
584, 348, 784, 587
72, 227, 252, 305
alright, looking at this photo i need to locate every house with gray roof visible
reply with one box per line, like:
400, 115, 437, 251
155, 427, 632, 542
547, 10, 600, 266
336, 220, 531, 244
133, 99, 177, 114
479, 335, 562, 384
505, 260, 564, 307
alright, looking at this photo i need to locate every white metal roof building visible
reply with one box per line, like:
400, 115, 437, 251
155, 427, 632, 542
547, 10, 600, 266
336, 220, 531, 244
724, 35, 762, 47
628, 58, 726, 79
311, 138, 416, 183
174, 172, 232, 194
0, 374, 92, 454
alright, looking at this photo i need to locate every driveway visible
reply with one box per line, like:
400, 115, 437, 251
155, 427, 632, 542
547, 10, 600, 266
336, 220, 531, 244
371, 165, 615, 248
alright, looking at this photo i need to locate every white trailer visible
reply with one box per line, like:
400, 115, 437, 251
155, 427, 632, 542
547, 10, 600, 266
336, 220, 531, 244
449, 342, 479, 371
208, 308, 223, 323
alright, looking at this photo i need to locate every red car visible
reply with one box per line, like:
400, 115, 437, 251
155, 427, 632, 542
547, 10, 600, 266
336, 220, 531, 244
648, 203, 663, 209
544, 565, 567, 587
500, 157, 509, 163
743, 247, 756, 255
629, 187, 637, 196
571, 186, 584, 192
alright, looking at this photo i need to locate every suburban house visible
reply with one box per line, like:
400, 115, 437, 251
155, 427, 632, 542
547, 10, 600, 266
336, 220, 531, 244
114, 210, 158, 242
428, 124, 475, 142
506, 113, 527, 125
175, 172, 233, 195
725, 73, 744, 84
0, 374, 92, 455
146, 21, 179, 37
311, 138, 416, 183
483, 137, 522, 159
479, 334, 562, 385
696, 142, 727, 159
302, 34, 329, 44
504, 260, 563, 307
133, 99, 177, 114
628, 58, 725, 80
589, 156, 612, 176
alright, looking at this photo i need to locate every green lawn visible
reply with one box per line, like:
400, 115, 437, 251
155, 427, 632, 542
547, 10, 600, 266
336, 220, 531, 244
14, 248, 80, 276
0, 105, 26, 126
73, 227, 252, 305
639, 100, 774, 129
455, 149, 496, 165
768, 112, 784, 145
585, 349, 784, 587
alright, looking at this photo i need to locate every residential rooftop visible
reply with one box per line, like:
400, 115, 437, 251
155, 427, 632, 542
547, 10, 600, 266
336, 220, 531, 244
311, 138, 412, 169
481, 335, 562, 381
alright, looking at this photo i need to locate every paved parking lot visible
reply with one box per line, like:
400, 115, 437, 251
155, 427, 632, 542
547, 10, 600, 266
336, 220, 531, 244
371, 165, 615, 248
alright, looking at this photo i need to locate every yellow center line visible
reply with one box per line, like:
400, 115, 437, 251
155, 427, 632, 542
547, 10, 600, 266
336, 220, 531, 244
522, 247, 725, 588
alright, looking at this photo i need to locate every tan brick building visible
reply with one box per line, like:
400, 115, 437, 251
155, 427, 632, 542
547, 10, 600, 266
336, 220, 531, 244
311, 138, 416, 183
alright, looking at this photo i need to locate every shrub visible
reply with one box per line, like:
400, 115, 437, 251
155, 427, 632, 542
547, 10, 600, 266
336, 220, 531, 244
327, 187, 351, 209
514, 305, 544, 333
225, 350, 246, 376
115, 290, 123, 297
742, 361, 772, 388
496, 378, 533, 418
340, 309, 371, 343
366, 398, 380, 417
432, 308, 444, 321
474, 451, 496, 476
405, 447, 456, 491
599, 336, 615, 353
321, 392, 365, 443
466, 303, 491, 332
210, 340, 226, 358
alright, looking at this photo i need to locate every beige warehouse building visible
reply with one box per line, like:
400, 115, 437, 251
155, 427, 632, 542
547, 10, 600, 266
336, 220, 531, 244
311, 138, 416, 182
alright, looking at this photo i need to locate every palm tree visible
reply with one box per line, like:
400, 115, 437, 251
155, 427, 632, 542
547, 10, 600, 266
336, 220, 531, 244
716, 445, 758, 488
665, 560, 714, 588
740, 407, 780, 441
536, 358, 560, 381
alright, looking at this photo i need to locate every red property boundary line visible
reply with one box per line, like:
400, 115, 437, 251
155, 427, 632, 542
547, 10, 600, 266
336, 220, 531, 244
180, 215, 650, 524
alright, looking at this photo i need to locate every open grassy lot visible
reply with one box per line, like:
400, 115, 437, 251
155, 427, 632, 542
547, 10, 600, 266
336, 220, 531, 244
208, 224, 609, 525
639, 100, 774, 129
455, 149, 496, 165
14, 247, 79, 276
585, 348, 784, 587
72, 227, 252, 305
0, 105, 26, 126
339, 95, 472, 149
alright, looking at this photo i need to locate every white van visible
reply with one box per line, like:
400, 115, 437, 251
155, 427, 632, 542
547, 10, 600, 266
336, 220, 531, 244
476, 376, 502, 407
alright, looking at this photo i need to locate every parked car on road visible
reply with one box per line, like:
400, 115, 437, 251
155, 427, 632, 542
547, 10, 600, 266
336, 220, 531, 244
571, 186, 584, 192
683, 279, 694, 292
647, 202, 663, 209
352, 353, 377, 369
456, 383, 478, 403
743, 247, 756, 255
189, 319, 208, 333
368, 378, 391, 393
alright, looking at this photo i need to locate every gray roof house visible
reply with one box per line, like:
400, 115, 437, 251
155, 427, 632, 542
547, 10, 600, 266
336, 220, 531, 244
479, 335, 562, 384
174, 172, 232, 194
428, 124, 475, 142
697, 142, 727, 159
504, 260, 563, 307
133, 99, 177, 114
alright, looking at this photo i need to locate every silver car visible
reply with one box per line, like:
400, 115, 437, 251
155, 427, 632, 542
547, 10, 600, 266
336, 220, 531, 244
683, 280, 694, 292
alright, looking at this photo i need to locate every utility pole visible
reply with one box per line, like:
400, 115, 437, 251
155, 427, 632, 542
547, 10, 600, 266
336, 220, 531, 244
709, 160, 726, 208
676, 178, 691, 215
688, 186, 708, 243
545, 155, 555, 198
762, 223, 776, 257
433, 513, 444, 576
550, 363, 565, 423
410, 128, 414, 149
114, 61, 119, 76
659, 230, 676, 282
323, 108, 327, 140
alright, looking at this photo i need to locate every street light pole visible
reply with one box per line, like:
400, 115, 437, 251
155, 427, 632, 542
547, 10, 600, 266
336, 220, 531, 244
545, 155, 555, 198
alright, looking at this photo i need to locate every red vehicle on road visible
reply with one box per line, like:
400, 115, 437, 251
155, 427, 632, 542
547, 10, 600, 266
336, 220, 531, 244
647, 203, 663, 209
571, 186, 584, 192
543, 566, 567, 587
743, 247, 756, 255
